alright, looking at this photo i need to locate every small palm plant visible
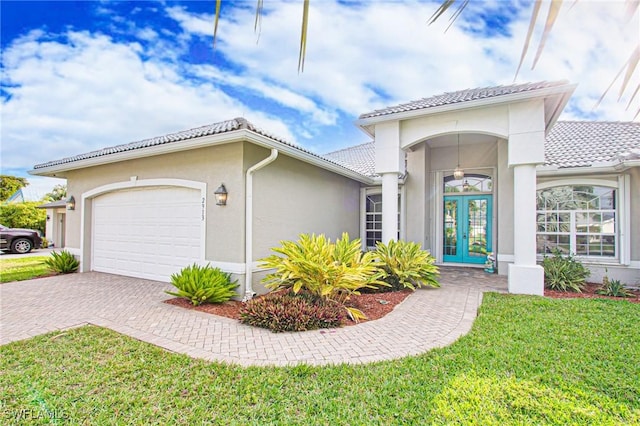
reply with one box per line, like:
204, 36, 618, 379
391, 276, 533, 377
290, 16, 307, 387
373, 240, 440, 291
166, 264, 238, 306
45, 250, 80, 274
596, 279, 634, 298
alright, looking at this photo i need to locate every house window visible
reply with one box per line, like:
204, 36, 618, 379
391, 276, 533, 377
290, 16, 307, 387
444, 173, 492, 193
536, 185, 616, 258
364, 193, 401, 250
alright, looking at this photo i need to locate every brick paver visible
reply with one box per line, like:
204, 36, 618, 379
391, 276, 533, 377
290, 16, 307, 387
0, 268, 507, 366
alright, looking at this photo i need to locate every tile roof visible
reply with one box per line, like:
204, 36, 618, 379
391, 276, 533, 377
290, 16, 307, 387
323, 142, 376, 177
32, 118, 359, 177
324, 121, 640, 175
545, 121, 640, 168
359, 80, 569, 120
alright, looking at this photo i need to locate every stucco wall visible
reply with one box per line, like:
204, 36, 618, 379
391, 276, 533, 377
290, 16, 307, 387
404, 139, 501, 260
405, 143, 429, 248
247, 144, 362, 293
64, 143, 246, 267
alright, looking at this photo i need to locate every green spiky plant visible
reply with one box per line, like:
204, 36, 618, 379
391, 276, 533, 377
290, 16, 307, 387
166, 264, 238, 306
542, 250, 590, 292
45, 250, 80, 274
596, 279, 635, 298
260, 233, 381, 321
373, 240, 440, 291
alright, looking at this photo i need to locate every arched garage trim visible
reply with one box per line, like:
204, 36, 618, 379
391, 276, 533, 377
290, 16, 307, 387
79, 178, 207, 277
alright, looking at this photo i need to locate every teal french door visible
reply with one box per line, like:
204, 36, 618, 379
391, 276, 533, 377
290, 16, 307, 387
443, 195, 492, 264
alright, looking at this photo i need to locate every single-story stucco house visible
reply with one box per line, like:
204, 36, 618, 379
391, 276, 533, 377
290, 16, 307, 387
30, 80, 640, 297
37, 199, 67, 248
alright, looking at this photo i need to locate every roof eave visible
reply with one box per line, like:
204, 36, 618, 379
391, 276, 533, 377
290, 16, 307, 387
536, 158, 640, 176
29, 129, 375, 185
355, 83, 578, 135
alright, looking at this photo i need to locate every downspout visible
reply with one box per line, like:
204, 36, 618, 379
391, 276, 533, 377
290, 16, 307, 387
244, 148, 279, 301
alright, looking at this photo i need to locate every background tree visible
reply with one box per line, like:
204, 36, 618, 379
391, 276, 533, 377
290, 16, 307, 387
42, 184, 67, 202
0, 202, 46, 234
0, 175, 28, 202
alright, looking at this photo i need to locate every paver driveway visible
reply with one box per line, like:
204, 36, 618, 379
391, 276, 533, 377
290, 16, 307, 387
0, 269, 506, 366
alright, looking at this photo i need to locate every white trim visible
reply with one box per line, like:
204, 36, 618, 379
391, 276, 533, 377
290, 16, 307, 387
360, 186, 404, 251
435, 168, 497, 265
536, 178, 617, 190
619, 174, 631, 265
81, 178, 207, 274
497, 254, 514, 262
536, 177, 629, 266
196, 261, 246, 275
537, 160, 640, 176
355, 83, 576, 131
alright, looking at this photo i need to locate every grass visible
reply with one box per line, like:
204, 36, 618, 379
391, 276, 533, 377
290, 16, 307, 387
1, 294, 639, 424
0, 256, 51, 283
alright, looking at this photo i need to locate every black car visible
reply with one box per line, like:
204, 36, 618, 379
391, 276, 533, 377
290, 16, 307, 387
0, 224, 43, 254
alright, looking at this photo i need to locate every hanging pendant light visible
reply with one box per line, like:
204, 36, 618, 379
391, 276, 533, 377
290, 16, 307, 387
453, 133, 465, 180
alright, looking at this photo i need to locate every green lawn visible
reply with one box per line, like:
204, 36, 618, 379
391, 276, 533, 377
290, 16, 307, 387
1, 294, 638, 425
0, 256, 51, 283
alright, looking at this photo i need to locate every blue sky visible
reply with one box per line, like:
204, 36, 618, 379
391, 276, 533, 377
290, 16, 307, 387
2, 0, 638, 199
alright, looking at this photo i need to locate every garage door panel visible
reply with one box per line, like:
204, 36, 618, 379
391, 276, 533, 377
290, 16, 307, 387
92, 186, 203, 282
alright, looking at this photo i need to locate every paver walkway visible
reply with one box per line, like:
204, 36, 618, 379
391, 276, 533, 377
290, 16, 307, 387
0, 268, 506, 366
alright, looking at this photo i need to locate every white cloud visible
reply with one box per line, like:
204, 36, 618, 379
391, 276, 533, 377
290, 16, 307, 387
172, 0, 638, 121
2, 0, 638, 184
1, 30, 296, 172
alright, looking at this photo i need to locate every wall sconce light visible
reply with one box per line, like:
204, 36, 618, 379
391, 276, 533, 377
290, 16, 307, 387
214, 184, 228, 206
66, 196, 76, 211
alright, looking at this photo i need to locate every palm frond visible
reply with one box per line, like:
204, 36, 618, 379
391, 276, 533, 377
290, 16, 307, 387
514, 0, 542, 80
531, 0, 563, 69
428, 0, 456, 25
445, 0, 469, 33
298, 0, 310, 73
213, 0, 221, 48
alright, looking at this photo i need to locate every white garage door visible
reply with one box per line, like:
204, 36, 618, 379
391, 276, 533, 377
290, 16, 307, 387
92, 186, 203, 282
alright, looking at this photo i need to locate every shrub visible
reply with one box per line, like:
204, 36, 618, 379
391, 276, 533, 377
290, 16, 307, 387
596, 279, 634, 298
45, 250, 80, 274
239, 291, 345, 332
0, 201, 46, 234
541, 251, 590, 292
260, 233, 380, 321
372, 240, 440, 291
166, 264, 238, 306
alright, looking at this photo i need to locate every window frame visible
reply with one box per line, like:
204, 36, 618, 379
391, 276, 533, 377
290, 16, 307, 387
536, 176, 630, 265
360, 186, 405, 251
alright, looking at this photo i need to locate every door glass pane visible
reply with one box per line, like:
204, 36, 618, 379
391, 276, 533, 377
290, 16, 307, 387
444, 199, 458, 255
467, 199, 487, 258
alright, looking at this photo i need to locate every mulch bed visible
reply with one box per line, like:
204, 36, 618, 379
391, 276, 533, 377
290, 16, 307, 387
164, 289, 413, 326
165, 282, 639, 328
544, 282, 640, 304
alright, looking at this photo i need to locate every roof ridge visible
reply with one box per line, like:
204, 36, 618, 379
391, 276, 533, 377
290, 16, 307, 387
324, 141, 374, 156
359, 80, 569, 120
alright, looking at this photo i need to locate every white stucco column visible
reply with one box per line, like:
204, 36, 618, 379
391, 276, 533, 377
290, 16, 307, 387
381, 172, 399, 242
507, 100, 545, 295
508, 164, 544, 295
374, 121, 404, 243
